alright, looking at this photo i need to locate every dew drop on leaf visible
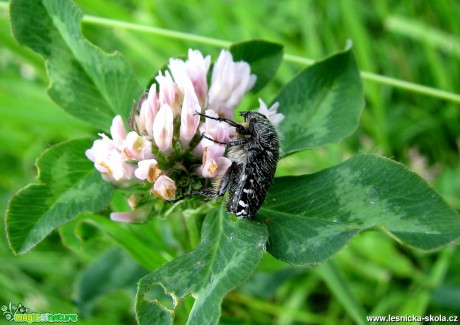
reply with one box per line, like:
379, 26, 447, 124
257, 238, 266, 251
194, 261, 204, 270
367, 187, 380, 204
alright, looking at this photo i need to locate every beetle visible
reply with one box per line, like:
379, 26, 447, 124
169, 110, 280, 219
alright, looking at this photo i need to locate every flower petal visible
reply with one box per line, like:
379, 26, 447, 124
95, 149, 136, 182
110, 115, 127, 147
185, 49, 211, 107
122, 132, 154, 161
156, 71, 182, 117
151, 175, 177, 200
180, 82, 201, 147
135, 159, 161, 183
200, 145, 231, 178
138, 84, 158, 136
256, 98, 284, 126
153, 104, 174, 154
208, 50, 256, 119
110, 209, 148, 223
85, 135, 116, 163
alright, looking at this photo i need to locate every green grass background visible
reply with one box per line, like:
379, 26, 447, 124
1, 0, 459, 324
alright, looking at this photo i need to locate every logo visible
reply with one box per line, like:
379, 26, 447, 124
1, 302, 78, 323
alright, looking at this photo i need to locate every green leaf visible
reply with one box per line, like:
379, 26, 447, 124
6, 139, 114, 254
82, 214, 172, 270
275, 48, 364, 156
258, 155, 460, 265
230, 40, 283, 93
136, 207, 268, 325
74, 248, 148, 317
58, 219, 84, 253
240, 267, 304, 300
59, 212, 172, 271
10, 0, 141, 131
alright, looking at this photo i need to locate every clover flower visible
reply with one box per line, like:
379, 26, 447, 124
86, 49, 284, 222
256, 99, 285, 125
208, 50, 257, 119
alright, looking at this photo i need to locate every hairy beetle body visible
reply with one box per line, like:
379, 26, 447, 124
170, 111, 280, 219
225, 112, 279, 218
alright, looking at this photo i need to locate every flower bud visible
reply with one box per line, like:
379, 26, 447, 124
137, 84, 158, 136
135, 159, 161, 183
110, 209, 148, 223
256, 99, 284, 125
208, 50, 256, 119
186, 49, 211, 107
85, 134, 116, 163
156, 71, 182, 117
180, 82, 201, 147
153, 104, 174, 154
151, 175, 176, 200
193, 109, 232, 156
169, 49, 210, 108
200, 145, 232, 178
97, 149, 136, 182
127, 194, 138, 209
86, 135, 136, 183
122, 131, 154, 161
110, 115, 128, 147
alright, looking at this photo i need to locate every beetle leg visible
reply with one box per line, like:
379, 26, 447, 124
194, 111, 248, 134
215, 162, 236, 196
201, 133, 249, 147
167, 188, 219, 203
167, 163, 236, 204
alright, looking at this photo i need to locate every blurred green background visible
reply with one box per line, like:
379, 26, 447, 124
1, 0, 459, 324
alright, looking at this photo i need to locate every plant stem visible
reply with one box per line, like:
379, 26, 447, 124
397, 245, 454, 317
182, 209, 200, 249
83, 15, 230, 48
385, 16, 460, 57
360, 71, 460, 103
318, 261, 368, 325
227, 292, 326, 324
1, 2, 459, 104
80, 15, 460, 104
